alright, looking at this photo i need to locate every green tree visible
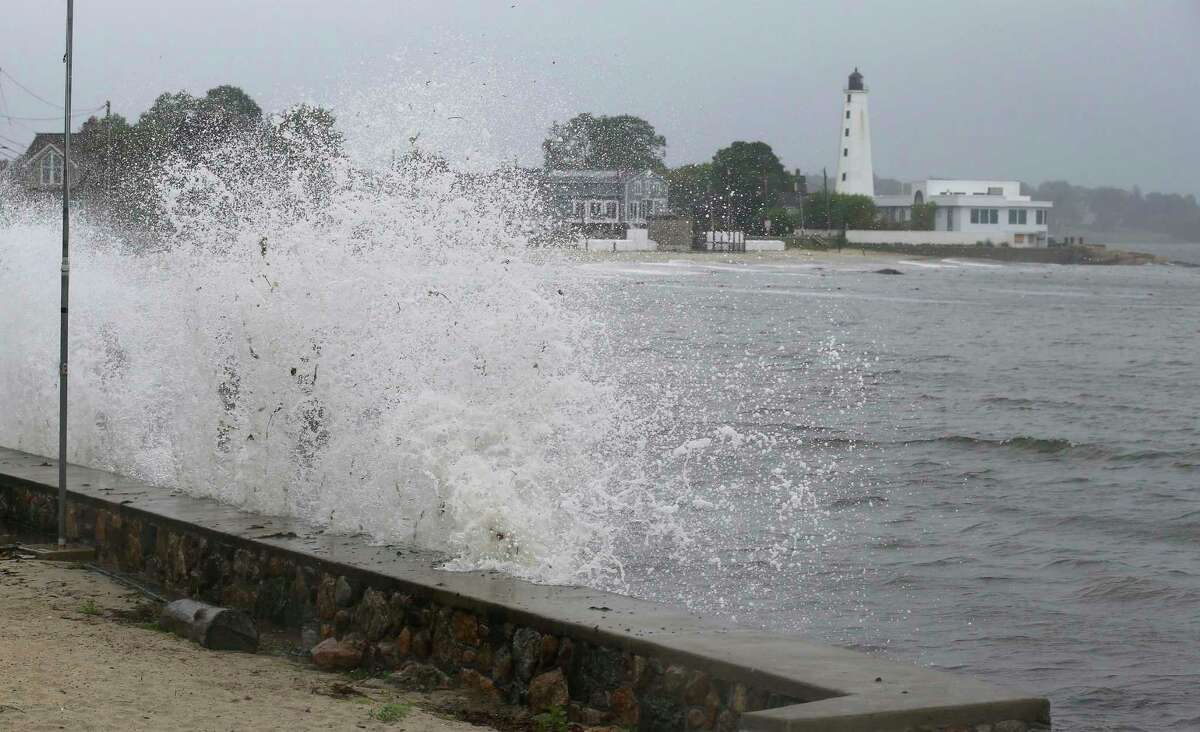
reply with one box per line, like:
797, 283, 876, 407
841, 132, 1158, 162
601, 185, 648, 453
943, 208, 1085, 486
801, 192, 877, 230
136, 85, 264, 159
710, 141, 790, 233
542, 113, 666, 171
666, 162, 713, 222
910, 201, 937, 231
203, 85, 263, 127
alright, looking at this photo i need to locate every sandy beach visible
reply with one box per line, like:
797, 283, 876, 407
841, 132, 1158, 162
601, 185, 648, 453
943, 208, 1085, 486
0, 555, 497, 732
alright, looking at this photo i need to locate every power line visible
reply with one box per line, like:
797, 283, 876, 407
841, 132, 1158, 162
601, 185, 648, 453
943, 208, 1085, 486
0, 67, 66, 109
0, 105, 105, 122
0, 75, 11, 123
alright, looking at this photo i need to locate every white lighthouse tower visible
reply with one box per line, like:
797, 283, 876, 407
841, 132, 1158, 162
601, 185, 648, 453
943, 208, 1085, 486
835, 68, 874, 197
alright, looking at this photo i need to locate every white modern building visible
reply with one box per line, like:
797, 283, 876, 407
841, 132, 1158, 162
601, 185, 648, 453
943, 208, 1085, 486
875, 179, 1052, 247
835, 68, 874, 197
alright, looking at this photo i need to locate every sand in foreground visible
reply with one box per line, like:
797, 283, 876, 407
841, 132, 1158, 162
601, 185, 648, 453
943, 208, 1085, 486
0, 556, 494, 731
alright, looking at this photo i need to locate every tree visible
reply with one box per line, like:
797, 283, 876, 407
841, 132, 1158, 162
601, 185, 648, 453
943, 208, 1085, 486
911, 201, 937, 231
203, 85, 263, 127
800, 192, 876, 230
542, 113, 666, 171
666, 162, 713, 222
710, 141, 790, 233
73, 112, 133, 192
136, 85, 264, 160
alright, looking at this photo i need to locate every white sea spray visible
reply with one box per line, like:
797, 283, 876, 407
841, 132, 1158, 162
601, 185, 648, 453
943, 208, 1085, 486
0, 89, 683, 588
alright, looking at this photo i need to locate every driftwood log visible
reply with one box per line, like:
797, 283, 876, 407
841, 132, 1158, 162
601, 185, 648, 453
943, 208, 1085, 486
160, 599, 258, 652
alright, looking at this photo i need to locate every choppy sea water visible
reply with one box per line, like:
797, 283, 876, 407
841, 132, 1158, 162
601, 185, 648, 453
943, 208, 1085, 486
588, 254, 1200, 732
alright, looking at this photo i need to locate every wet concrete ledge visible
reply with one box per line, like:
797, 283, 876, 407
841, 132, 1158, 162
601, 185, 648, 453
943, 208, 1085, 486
0, 446, 1049, 731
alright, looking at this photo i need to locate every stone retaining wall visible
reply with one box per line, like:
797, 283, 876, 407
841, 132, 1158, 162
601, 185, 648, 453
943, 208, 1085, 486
1, 481, 794, 730
0, 449, 1049, 732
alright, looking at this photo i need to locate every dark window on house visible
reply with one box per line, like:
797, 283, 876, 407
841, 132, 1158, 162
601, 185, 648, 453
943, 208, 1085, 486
841, 173, 846, 181
843, 148, 848, 157
40, 153, 64, 186
845, 110, 850, 119
1036, 210, 1047, 225
844, 128, 849, 137
606, 201, 617, 217
629, 201, 639, 218
847, 94, 851, 103
971, 209, 980, 224
590, 202, 602, 217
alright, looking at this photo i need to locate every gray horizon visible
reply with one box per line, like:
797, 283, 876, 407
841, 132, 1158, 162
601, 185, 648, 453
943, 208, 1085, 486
1, 0, 1196, 196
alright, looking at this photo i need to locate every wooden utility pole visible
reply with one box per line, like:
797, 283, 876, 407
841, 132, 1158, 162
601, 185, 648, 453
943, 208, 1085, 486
104, 99, 111, 198
796, 168, 805, 236
58, 0, 75, 546
823, 167, 830, 230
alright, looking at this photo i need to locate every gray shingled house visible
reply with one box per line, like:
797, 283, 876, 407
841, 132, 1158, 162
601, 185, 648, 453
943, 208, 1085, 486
546, 169, 668, 235
7, 132, 85, 192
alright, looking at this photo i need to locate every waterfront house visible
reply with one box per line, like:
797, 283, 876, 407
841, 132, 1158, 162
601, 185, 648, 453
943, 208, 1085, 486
546, 169, 669, 234
7, 133, 85, 193
875, 179, 1053, 247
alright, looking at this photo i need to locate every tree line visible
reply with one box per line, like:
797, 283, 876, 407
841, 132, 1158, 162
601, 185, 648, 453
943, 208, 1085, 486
543, 113, 1200, 241
1024, 181, 1200, 242
41, 85, 342, 232
541, 112, 881, 235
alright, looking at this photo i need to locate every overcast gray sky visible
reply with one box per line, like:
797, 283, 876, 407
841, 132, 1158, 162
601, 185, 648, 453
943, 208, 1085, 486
2, 0, 1197, 195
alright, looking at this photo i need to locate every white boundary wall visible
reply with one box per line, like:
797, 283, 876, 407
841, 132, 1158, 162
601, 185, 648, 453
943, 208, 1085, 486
745, 239, 785, 251
846, 230, 1013, 246
581, 228, 658, 252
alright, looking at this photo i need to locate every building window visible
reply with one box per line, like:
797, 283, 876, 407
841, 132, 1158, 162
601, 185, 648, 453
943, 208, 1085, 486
847, 94, 851, 103
971, 208, 999, 224
605, 201, 617, 218
845, 110, 850, 119
1036, 210, 1047, 225
40, 152, 64, 186
632, 181, 642, 195
1008, 209, 1017, 224
841, 173, 846, 181
590, 202, 602, 217
573, 201, 584, 217
988, 186, 1003, 195
629, 201, 639, 219
844, 128, 849, 137
843, 148, 848, 157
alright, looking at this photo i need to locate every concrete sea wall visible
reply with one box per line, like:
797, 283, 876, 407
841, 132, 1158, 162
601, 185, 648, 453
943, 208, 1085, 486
0, 447, 1050, 731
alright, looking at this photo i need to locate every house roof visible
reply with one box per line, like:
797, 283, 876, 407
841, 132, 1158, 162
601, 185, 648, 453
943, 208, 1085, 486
546, 169, 663, 198
22, 132, 68, 160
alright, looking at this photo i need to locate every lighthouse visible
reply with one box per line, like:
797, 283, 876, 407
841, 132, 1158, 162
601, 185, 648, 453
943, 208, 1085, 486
835, 68, 874, 197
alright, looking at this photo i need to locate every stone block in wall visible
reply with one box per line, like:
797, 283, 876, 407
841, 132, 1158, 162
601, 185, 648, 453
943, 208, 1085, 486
355, 588, 393, 641
512, 627, 541, 683
316, 574, 337, 620
528, 669, 569, 712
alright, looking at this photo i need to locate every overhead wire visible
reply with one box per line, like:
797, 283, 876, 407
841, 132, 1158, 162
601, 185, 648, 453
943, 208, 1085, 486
0, 105, 105, 122
0, 67, 64, 109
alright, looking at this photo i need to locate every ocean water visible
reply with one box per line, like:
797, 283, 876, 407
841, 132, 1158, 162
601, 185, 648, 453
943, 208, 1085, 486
588, 254, 1200, 732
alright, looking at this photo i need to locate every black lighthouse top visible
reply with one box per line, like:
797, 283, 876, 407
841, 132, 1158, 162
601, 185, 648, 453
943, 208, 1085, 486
848, 67, 864, 91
